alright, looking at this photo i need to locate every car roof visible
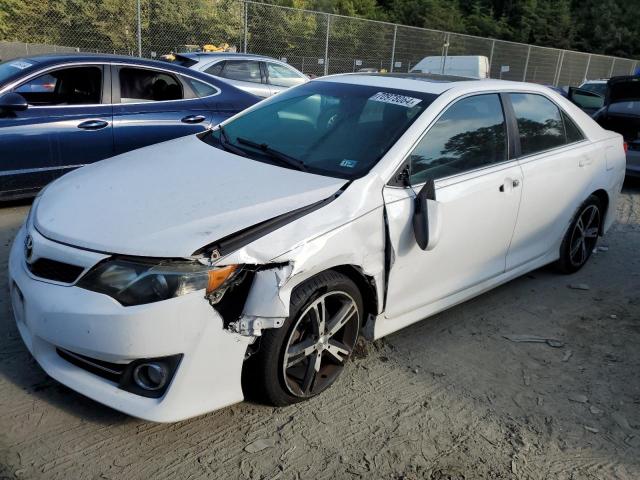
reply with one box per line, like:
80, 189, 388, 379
177, 52, 274, 61
316, 73, 538, 95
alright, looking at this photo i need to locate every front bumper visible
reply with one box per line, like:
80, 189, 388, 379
8, 225, 252, 422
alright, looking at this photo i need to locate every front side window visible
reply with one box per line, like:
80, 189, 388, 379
409, 94, 507, 183
202, 81, 436, 179
219, 60, 262, 84
510, 93, 565, 156
119, 68, 182, 103
15, 66, 102, 106
267, 63, 304, 87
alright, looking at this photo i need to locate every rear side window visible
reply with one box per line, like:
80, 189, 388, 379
409, 94, 507, 183
510, 93, 565, 156
119, 68, 183, 103
15, 66, 102, 106
204, 61, 224, 76
219, 60, 262, 84
562, 111, 584, 144
184, 77, 219, 98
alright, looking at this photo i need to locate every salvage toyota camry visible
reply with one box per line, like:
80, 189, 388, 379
9, 73, 625, 421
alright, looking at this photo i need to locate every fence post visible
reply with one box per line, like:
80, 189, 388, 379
324, 14, 330, 76
554, 50, 565, 86
609, 58, 616, 77
488, 39, 495, 77
243, 1, 248, 53
136, 0, 142, 57
583, 54, 592, 82
522, 45, 531, 81
390, 25, 397, 73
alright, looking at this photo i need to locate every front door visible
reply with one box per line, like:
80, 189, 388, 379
383, 93, 523, 320
0, 64, 112, 197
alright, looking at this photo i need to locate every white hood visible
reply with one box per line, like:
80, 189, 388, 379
35, 135, 346, 257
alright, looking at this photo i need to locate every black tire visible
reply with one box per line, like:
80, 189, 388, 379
557, 195, 602, 274
243, 270, 363, 407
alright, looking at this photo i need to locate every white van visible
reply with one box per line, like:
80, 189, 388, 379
410, 55, 490, 79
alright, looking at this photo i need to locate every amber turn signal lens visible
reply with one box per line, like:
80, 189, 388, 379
206, 265, 238, 293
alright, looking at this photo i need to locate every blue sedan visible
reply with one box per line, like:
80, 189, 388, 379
0, 54, 259, 200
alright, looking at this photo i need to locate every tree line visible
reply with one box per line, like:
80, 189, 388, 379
0, 0, 637, 60
284, 0, 638, 59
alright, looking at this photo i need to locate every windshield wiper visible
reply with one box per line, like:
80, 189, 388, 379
236, 137, 308, 172
217, 125, 249, 157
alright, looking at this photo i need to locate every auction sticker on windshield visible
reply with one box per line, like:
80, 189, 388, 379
370, 92, 422, 108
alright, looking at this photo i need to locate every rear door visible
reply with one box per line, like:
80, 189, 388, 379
0, 64, 113, 198
505, 92, 593, 270
112, 64, 212, 154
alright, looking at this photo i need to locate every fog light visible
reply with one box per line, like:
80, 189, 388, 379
133, 362, 168, 391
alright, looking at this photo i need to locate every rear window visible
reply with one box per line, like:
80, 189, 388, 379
161, 54, 198, 68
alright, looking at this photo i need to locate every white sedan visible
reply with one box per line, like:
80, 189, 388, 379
9, 74, 625, 422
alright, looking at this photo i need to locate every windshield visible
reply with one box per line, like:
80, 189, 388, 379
202, 81, 437, 179
0, 58, 35, 85
580, 82, 607, 96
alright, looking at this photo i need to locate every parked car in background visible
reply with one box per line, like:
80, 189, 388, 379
579, 79, 608, 97
0, 54, 259, 200
9, 73, 624, 421
410, 55, 490, 79
164, 52, 308, 98
591, 76, 640, 177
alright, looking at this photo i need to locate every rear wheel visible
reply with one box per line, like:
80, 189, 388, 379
557, 195, 602, 273
243, 270, 362, 406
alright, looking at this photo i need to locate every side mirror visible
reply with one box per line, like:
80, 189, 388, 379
0, 92, 28, 112
568, 87, 604, 111
412, 178, 442, 251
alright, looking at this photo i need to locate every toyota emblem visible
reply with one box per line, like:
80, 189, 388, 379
24, 234, 33, 262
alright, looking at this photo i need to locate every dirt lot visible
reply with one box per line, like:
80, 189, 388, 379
0, 181, 638, 480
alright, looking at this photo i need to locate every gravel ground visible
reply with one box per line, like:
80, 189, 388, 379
0, 180, 638, 480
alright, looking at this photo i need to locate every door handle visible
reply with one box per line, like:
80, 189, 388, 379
181, 114, 206, 124
579, 156, 594, 167
77, 119, 109, 130
499, 179, 521, 192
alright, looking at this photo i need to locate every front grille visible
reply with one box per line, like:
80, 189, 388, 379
56, 348, 125, 383
27, 258, 84, 283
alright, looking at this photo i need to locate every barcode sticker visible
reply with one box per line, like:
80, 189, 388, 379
369, 92, 422, 108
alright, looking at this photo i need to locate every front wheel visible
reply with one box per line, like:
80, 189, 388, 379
243, 270, 363, 406
557, 195, 602, 274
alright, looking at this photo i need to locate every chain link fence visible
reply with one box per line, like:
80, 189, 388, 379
1, 0, 637, 86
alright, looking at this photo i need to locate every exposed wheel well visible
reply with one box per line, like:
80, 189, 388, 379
590, 189, 609, 234
330, 265, 378, 328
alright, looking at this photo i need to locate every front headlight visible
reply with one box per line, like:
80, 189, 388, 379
77, 258, 239, 306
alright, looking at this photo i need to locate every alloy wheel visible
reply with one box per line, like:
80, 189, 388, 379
282, 291, 359, 397
568, 204, 600, 267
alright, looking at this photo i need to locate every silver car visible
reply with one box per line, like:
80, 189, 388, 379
168, 53, 308, 98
